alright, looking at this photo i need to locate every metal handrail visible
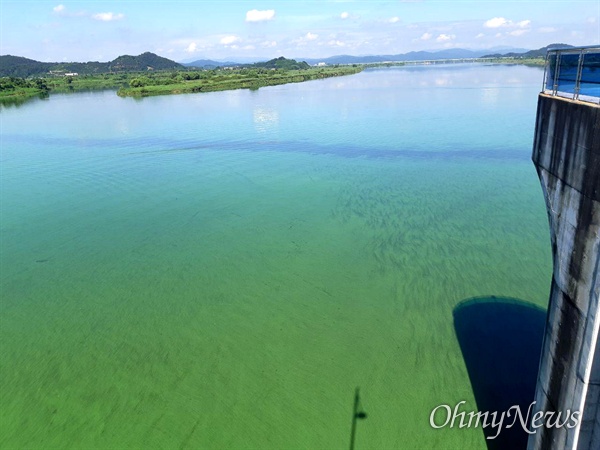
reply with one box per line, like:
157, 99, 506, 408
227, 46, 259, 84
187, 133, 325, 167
542, 46, 600, 104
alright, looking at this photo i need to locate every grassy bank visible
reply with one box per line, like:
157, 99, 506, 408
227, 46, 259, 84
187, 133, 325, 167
46, 73, 130, 93
0, 77, 50, 104
0, 73, 128, 104
0, 66, 363, 102
0, 87, 43, 101
116, 66, 364, 97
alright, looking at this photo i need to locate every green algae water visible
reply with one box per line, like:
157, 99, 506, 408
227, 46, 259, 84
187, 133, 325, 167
1, 65, 551, 449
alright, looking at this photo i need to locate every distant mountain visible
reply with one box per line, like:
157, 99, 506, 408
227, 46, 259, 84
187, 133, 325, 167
302, 48, 491, 65
183, 56, 310, 70
108, 52, 183, 71
184, 56, 311, 70
303, 54, 397, 65
183, 59, 242, 68
402, 48, 488, 60
0, 52, 184, 77
1, 44, 572, 78
486, 46, 530, 54
0, 55, 53, 77
481, 43, 574, 59
181, 48, 532, 68
252, 57, 310, 70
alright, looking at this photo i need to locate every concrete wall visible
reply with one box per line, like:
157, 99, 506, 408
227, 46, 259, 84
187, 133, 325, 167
529, 94, 600, 450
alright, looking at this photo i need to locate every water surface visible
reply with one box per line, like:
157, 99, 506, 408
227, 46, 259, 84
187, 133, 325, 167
0, 64, 551, 449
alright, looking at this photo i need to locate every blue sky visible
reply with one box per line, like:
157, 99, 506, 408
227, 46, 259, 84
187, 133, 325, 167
1, 1, 599, 62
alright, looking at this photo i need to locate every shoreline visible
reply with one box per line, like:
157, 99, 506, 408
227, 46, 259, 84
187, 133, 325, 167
0, 57, 545, 103
0, 66, 363, 102
117, 66, 363, 98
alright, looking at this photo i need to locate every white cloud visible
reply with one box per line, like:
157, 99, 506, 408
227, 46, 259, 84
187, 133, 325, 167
220, 35, 240, 45
92, 12, 125, 21
420, 32, 432, 41
485, 17, 509, 28
538, 27, 557, 33
587, 17, 597, 24
52, 5, 87, 18
388, 17, 400, 24
341, 12, 349, 19
485, 17, 531, 31
246, 9, 275, 22
476, 33, 485, 39
262, 40, 277, 48
186, 43, 197, 53
328, 40, 346, 47
305, 32, 319, 41
242, 45, 256, 50
436, 34, 455, 42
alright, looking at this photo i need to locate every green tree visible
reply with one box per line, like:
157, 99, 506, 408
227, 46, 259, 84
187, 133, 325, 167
130, 76, 150, 88
34, 78, 49, 93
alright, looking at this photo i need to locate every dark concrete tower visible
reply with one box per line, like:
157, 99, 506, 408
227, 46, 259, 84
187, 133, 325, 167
529, 46, 600, 450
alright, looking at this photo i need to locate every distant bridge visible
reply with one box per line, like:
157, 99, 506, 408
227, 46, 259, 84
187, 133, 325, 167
357, 57, 538, 67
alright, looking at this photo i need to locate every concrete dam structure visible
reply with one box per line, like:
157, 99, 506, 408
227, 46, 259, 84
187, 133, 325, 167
528, 46, 600, 450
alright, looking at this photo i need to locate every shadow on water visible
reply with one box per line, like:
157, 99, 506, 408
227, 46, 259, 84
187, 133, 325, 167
453, 296, 546, 450
349, 387, 368, 450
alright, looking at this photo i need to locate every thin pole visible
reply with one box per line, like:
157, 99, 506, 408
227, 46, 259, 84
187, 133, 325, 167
574, 49, 584, 101
349, 388, 359, 450
553, 51, 561, 96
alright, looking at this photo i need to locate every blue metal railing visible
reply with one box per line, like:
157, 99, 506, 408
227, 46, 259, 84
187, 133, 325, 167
543, 46, 600, 104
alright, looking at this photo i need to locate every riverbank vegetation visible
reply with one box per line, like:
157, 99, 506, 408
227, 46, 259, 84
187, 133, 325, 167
117, 65, 363, 97
0, 73, 129, 103
0, 58, 363, 103
0, 77, 50, 101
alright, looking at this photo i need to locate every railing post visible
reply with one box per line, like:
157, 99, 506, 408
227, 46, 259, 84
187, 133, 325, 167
573, 49, 584, 101
552, 51, 561, 96
542, 53, 549, 94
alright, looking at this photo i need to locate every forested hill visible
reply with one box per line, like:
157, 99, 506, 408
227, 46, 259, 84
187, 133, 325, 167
184, 56, 312, 70
0, 56, 53, 77
252, 57, 310, 70
0, 52, 184, 77
108, 52, 183, 71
